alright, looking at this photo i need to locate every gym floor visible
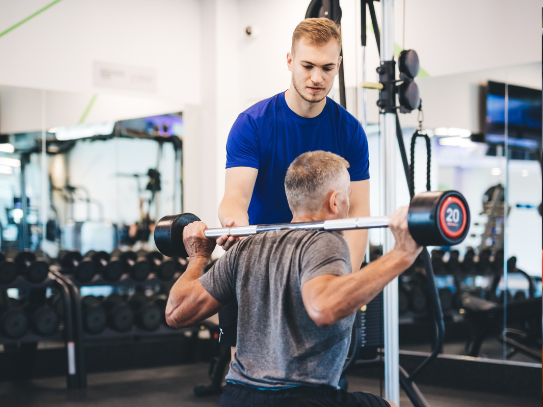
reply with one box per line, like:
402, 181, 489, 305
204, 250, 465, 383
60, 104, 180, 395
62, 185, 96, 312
0, 362, 538, 407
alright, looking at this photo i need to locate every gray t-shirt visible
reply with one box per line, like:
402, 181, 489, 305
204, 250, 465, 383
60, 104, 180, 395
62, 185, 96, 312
199, 229, 355, 390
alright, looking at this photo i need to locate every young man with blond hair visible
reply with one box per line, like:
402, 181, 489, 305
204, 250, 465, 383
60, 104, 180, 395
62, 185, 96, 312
217, 16, 371, 348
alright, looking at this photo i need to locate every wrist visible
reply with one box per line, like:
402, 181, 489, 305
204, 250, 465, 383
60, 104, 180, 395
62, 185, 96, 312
188, 255, 212, 266
388, 249, 418, 271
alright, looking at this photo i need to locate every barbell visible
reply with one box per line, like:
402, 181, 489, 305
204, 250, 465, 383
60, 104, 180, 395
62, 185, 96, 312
154, 190, 470, 258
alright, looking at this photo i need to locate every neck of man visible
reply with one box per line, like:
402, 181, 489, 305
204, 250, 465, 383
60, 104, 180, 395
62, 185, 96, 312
291, 209, 334, 223
284, 87, 327, 119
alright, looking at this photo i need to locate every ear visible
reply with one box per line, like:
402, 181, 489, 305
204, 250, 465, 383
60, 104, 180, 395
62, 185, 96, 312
337, 55, 342, 71
287, 52, 293, 72
328, 190, 340, 215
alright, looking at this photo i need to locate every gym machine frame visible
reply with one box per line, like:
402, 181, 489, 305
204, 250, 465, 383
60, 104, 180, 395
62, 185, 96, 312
0, 271, 80, 389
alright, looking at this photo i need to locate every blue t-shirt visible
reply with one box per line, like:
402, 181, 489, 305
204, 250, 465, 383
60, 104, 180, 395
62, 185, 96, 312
226, 92, 370, 225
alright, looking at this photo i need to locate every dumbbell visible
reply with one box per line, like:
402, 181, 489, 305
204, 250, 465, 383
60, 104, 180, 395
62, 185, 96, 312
146, 252, 178, 281
438, 288, 454, 313
119, 251, 151, 282
476, 248, 492, 275
98, 252, 124, 282
81, 296, 107, 334
103, 294, 134, 333
0, 253, 17, 285
59, 251, 96, 283
128, 292, 161, 332
153, 295, 168, 327
431, 250, 445, 275
0, 299, 28, 339
461, 248, 476, 274
446, 250, 460, 275
14, 251, 49, 284
155, 191, 470, 258
24, 301, 60, 337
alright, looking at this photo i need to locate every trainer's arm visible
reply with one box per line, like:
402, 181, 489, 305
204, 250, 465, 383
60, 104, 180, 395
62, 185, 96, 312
166, 222, 223, 327
343, 179, 370, 272
302, 206, 422, 327
217, 167, 258, 250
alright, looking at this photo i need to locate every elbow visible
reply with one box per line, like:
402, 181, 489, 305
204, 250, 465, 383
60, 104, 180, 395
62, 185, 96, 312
165, 302, 189, 328
307, 304, 338, 328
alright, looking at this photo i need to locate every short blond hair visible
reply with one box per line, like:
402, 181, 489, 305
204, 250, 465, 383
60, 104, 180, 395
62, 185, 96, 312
285, 151, 350, 213
291, 18, 342, 54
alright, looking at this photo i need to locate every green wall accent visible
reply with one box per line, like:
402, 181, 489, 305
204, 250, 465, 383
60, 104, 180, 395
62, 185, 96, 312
78, 94, 98, 124
0, 0, 63, 39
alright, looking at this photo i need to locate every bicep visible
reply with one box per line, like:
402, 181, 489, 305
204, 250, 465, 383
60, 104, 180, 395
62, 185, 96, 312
349, 179, 370, 217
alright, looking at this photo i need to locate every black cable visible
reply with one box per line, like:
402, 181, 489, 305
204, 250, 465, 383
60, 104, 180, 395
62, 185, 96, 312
367, 0, 380, 55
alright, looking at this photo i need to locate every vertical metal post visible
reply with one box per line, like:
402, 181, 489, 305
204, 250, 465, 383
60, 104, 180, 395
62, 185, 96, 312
41, 90, 48, 246
174, 142, 183, 214
380, 0, 399, 404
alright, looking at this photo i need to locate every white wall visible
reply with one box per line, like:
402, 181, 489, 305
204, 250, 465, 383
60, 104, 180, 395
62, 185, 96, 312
0, 0, 202, 104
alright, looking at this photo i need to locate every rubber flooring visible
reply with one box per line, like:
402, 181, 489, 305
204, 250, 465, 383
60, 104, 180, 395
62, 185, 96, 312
0, 362, 538, 407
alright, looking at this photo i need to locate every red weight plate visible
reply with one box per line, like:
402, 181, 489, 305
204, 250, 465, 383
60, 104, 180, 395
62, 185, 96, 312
439, 196, 467, 239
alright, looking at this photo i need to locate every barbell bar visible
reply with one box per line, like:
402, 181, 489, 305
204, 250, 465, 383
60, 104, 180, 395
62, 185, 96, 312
154, 190, 470, 258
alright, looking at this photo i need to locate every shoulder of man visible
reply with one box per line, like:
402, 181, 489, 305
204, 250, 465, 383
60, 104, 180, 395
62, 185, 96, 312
238, 93, 284, 122
326, 96, 363, 129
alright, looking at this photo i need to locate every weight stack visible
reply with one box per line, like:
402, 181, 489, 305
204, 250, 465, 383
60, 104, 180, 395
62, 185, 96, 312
353, 290, 384, 359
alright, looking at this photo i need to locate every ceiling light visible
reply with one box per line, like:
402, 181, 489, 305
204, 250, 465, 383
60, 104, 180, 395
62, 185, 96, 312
0, 165, 13, 174
0, 157, 20, 167
521, 170, 529, 177
491, 168, 501, 176
438, 137, 476, 148
434, 127, 471, 137
0, 144, 14, 153
55, 122, 115, 141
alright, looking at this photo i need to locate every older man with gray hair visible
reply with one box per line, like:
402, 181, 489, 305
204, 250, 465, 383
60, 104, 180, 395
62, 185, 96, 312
166, 151, 421, 407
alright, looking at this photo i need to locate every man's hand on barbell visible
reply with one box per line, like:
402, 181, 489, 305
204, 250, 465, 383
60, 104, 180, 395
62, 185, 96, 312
216, 217, 241, 251
183, 221, 216, 260
388, 206, 423, 260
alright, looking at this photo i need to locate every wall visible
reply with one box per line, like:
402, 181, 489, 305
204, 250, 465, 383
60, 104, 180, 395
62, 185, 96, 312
0, 0, 202, 104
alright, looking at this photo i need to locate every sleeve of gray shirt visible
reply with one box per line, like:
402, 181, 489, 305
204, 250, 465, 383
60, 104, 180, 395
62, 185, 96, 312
300, 231, 352, 286
199, 245, 237, 305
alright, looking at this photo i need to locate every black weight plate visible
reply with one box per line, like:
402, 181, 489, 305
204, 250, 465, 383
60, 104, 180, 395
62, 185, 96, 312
1, 309, 28, 339
120, 251, 137, 264
157, 260, 177, 281
85, 250, 97, 259
398, 49, 420, 79
0, 260, 17, 285
83, 306, 106, 334
61, 251, 82, 270
82, 295, 101, 307
26, 260, 49, 283
74, 260, 96, 282
131, 260, 150, 281
410, 287, 427, 313
109, 305, 134, 333
32, 307, 60, 337
398, 80, 420, 111
154, 213, 201, 258
103, 259, 124, 282
138, 304, 161, 332
439, 288, 453, 313
14, 251, 36, 271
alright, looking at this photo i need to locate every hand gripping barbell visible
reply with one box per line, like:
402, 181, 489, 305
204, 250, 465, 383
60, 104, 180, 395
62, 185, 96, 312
154, 190, 470, 258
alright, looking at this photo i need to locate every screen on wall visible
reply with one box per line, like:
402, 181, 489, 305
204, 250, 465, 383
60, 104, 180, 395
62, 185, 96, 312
485, 81, 542, 149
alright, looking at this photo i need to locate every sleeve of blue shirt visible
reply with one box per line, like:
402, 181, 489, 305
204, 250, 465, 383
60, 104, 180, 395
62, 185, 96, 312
345, 124, 370, 182
225, 113, 259, 170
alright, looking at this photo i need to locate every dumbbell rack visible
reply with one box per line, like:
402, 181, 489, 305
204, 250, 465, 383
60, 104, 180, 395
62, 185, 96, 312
51, 268, 200, 389
0, 273, 80, 389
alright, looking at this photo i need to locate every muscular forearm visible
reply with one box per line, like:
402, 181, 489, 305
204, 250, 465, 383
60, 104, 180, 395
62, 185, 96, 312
218, 196, 250, 227
343, 229, 369, 272
306, 250, 415, 327
165, 257, 212, 327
